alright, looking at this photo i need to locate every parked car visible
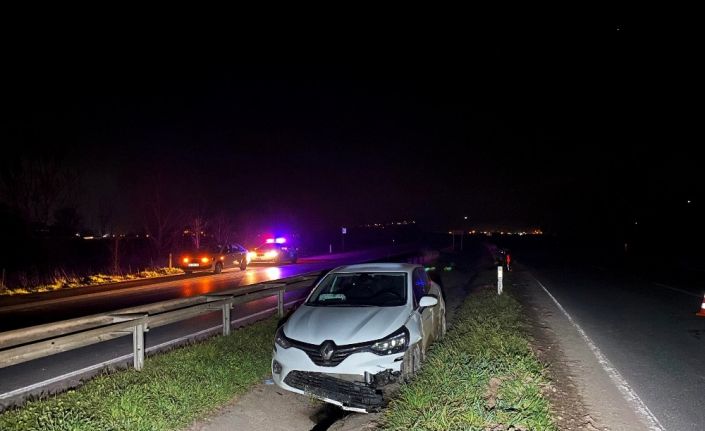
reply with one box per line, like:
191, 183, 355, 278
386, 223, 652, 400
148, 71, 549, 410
271, 263, 446, 412
177, 243, 249, 274
249, 242, 298, 264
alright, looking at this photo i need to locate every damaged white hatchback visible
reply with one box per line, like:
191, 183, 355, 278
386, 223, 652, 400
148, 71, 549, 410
272, 263, 446, 412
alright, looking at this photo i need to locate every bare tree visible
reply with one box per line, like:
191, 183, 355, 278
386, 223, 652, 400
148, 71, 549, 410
141, 176, 183, 257
97, 198, 115, 236
0, 158, 77, 226
211, 212, 236, 245
189, 215, 207, 249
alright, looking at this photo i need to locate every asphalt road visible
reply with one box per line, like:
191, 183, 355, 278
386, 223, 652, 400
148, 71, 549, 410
0, 246, 419, 331
527, 259, 705, 431
0, 245, 421, 408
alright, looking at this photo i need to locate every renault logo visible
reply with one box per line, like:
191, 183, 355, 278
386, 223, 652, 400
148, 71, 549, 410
320, 341, 336, 361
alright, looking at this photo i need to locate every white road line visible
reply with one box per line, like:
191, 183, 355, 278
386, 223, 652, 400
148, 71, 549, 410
0, 299, 304, 401
652, 282, 702, 298
531, 274, 666, 431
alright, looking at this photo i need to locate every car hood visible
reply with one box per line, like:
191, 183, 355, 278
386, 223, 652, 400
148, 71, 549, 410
283, 305, 410, 345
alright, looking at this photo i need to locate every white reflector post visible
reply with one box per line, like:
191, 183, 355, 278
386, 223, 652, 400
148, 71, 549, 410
497, 266, 503, 295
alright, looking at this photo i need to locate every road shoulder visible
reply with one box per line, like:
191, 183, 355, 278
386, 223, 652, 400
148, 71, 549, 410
514, 267, 648, 431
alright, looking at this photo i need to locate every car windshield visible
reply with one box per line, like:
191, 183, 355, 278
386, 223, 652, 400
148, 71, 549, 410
306, 272, 407, 307
255, 244, 278, 251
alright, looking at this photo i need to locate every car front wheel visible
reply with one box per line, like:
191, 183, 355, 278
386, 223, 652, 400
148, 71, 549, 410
402, 343, 422, 382
213, 262, 223, 274
438, 312, 447, 339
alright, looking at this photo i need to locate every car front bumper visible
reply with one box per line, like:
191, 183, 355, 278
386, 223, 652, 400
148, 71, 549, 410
250, 256, 278, 263
272, 344, 404, 412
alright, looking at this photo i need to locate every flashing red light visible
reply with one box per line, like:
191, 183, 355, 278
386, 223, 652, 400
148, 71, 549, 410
266, 238, 275, 244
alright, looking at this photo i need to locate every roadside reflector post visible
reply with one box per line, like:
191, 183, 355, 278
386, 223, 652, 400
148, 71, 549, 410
222, 303, 232, 336
497, 266, 503, 295
277, 290, 284, 317
169, 253, 172, 269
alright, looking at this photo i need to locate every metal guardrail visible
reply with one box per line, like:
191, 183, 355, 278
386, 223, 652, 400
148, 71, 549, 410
0, 271, 322, 371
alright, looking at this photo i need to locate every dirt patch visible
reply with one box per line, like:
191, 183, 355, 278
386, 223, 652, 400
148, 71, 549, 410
484, 376, 505, 410
514, 276, 606, 431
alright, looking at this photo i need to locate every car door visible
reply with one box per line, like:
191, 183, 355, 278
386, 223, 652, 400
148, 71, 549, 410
412, 268, 435, 352
232, 244, 244, 263
422, 270, 443, 332
221, 245, 234, 269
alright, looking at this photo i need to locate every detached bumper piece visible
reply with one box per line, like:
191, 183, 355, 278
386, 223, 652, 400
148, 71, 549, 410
284, 371, 384, 411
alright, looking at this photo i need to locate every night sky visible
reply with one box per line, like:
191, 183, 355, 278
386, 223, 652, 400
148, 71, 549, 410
1, 23, 700, 240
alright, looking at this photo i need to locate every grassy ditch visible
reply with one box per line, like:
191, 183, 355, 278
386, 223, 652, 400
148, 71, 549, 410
381, 285, 556, 431
0, 318, 277, 431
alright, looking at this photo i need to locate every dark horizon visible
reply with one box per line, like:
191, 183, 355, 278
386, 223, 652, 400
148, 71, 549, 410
1, 23, 701, 242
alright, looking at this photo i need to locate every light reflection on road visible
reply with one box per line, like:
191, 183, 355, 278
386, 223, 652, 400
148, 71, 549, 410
264, 267, 281, 279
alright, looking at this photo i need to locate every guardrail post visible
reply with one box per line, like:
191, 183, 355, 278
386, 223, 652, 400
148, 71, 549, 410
133, 320, 145, 371
277, 290, 284, 317
222, 303, 231, 336
497, 266, 503, 295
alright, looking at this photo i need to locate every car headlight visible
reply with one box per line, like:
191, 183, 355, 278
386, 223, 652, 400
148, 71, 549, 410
370, 327, 409, 355
275, 326, 291, 349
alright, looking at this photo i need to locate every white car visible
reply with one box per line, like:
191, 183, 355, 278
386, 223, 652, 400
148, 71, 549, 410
271, 263, 446, 412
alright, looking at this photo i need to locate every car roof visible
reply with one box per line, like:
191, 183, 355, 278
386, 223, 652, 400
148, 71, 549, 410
331, 262, 420, 274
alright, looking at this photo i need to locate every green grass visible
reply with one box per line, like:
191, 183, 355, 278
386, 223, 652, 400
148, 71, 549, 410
0, 318, 277, 431
381, 286, 556, 431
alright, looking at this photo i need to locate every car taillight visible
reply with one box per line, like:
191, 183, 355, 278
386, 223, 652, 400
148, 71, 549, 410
183, 257, 190, 263
201, 257, 210, 263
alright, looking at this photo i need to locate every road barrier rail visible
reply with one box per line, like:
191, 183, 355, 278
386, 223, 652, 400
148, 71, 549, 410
0, 271, 323, 371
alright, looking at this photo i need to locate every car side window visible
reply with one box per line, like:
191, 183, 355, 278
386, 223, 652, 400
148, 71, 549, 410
412, 268, 427, 308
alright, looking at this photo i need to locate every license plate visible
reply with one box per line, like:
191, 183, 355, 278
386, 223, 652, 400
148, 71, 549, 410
188, 263, 199, 267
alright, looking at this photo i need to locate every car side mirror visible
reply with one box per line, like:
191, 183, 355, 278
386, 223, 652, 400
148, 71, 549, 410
418, 295, 438, 308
